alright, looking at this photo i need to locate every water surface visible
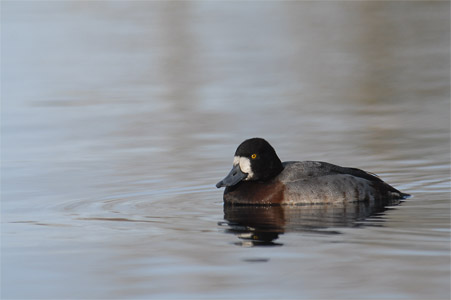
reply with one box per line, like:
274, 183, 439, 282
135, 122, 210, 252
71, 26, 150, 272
2, 1, 450, 299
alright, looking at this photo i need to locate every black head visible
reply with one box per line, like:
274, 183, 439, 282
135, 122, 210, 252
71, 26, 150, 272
216, 138, 284, 188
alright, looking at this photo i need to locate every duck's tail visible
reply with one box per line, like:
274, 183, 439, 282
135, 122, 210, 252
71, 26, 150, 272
372, 180, 410, 200
399, 192, 411, 199
388, 189, 410, 200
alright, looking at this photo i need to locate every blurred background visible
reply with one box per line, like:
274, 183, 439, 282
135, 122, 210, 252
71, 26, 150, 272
2, 1, 450, 299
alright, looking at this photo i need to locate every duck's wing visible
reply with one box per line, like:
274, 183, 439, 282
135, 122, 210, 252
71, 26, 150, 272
281, 161, 382, 182
281, 161, 409, 199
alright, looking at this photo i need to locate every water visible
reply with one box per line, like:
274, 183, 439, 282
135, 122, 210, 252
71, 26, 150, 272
2, 1, 450, 299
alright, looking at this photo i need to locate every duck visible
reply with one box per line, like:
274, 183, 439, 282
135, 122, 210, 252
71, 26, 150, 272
216, 138, 409, 205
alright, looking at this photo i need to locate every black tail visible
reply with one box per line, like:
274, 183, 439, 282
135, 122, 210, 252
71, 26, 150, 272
400, 192, 411, 199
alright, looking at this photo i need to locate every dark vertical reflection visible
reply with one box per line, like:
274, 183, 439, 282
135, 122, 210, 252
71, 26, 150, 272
222, 198, 401, 247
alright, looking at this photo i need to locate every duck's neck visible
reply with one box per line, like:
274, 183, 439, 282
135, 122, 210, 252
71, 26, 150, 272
264, 157, 284, 181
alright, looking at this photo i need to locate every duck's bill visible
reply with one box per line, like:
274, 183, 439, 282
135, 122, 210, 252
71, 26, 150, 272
216, 164, 248, 188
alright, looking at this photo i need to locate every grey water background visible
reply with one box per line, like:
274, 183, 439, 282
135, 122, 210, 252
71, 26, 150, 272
1, 1, 450, 299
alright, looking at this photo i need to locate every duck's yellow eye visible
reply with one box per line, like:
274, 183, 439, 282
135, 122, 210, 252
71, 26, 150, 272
251, 154, 257, 159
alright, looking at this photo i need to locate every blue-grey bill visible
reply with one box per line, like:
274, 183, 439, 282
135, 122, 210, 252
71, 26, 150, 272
216, 164, 248, 188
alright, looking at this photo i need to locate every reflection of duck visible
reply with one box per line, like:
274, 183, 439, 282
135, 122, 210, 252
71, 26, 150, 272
222, 205, 286, 247
216, 138, 410, 205
222, 199, 401, 247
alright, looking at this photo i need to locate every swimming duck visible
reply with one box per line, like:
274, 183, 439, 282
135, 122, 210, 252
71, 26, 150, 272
216, 138, 409, 205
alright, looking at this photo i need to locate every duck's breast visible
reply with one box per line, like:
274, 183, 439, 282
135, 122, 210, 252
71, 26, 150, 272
223, 179, 286, 205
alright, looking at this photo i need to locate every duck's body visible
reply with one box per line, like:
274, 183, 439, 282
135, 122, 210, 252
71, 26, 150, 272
216, 138, 409, 205
223, 161, 407, 205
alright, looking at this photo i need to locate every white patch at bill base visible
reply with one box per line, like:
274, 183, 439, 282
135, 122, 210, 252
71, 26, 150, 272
233, 156, 254, 180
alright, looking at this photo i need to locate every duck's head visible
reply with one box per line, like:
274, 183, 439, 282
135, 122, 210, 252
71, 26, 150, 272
216, 138, 284, 188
